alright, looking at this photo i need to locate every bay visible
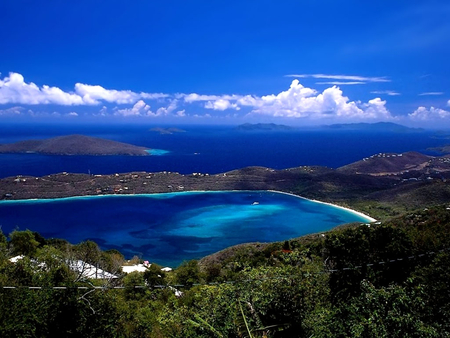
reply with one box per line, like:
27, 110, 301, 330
0, 190, 372, 267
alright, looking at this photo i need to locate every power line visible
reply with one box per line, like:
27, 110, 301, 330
1, 247, 448, 291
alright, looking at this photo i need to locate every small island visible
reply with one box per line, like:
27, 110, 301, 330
0, 134, 151, 156
235, 123, 296, 131
150, 127, 186, 135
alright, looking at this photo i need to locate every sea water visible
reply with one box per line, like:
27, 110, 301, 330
0, 124, 445, 178
0, 191, 372, 267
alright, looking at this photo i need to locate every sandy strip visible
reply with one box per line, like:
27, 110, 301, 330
267, 190, 377, 222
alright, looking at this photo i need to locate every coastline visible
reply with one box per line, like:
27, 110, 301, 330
267, 190, 377, 222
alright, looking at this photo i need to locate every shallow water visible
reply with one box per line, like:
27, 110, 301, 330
0, 191, 372, 267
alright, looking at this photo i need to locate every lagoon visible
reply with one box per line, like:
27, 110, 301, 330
0, 191, 373, 267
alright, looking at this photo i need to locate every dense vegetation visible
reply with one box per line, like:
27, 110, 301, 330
1, 205, 450, 337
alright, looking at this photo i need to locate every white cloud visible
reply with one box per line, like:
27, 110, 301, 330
98, 106, 108, 116
371, 90, 401, 96
198, 80, 392, 121
68, 112, 78, 117
0, 106, 24, 115
418, 92, 444, 96
0, 73, 85, 105
181, 93, 243, 103
285, 74, 390, 83
114, 99, 182, 118
205, 99, 240, 111
175, 110, 186, 117
409, 106, 450, 121
448, 100, 450, 107
74, 83, 140, 105
155, 99, 178, 116
0, 72, 169, 106
115, 100, 152, 117
316, 81, 366, 85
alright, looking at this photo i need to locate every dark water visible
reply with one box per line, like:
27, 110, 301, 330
0, 124, 444, 178
0, 191, 372, 267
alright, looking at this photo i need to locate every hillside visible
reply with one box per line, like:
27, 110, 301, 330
0, 134, 150, 156
337, 151, 432, 175
324, 122, 425, 133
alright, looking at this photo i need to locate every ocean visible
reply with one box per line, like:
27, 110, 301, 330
0, 123, 445, 178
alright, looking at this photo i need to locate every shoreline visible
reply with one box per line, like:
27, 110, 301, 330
0, 188, 377, 222
267, 190, 377, 222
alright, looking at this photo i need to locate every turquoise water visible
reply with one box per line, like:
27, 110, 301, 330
145, 149, 171, 155
0, 191, 373, 267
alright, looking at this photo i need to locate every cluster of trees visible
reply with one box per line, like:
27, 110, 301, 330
1, 205, 450, 337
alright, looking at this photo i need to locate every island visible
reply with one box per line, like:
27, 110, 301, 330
235, 123, 296, 131
150, 127, 186, 135
324, 122, 425, 133
0, 134, 151, 156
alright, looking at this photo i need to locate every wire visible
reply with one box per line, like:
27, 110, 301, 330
1, 247, 448, 291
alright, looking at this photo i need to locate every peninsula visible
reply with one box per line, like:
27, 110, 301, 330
0, 134, 150, 156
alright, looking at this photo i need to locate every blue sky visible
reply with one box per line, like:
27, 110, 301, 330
1, 0, 450, 127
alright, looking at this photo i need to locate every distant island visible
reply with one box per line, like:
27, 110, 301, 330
150, 127, 186, 135
235, 123, 295, 131
324, 122, 424, 133
0, 134, 150, 156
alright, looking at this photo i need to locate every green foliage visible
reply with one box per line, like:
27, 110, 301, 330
144, 262, 166, 287
323, 224, 414, 300
1, 206, 450, 337
9, 229, 40, 256
175, 260, 201, 287
314, 280, 440, 338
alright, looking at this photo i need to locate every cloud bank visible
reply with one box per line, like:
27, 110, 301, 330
0, 72, 167, 106
183, 80, 392, 121
1, 72, 450, 125
408, 106, 450, 121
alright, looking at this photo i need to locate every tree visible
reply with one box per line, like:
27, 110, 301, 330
144, 263, 166, 288
175, 260, 200, 287
9, 229, 40, 257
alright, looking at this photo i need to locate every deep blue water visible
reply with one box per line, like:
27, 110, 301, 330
0, 124, 445, 178
0, 191, 372, 267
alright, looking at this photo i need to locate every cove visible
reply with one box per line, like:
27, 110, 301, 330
0, 191, 374, 267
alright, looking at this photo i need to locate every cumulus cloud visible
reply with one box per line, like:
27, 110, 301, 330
448, 100, 450, 107
0, 73, 85, 105
68, 112, 78, 117
0, 72, 169, 106
409, 106, 450, 121
154, 99, 178, 116
196, 79, 392, 121
114, 99, 181, 118
285, 74, 390, 83
74, 83, 140, 105
115, 100, 152, 116
205, 99, 240, 111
